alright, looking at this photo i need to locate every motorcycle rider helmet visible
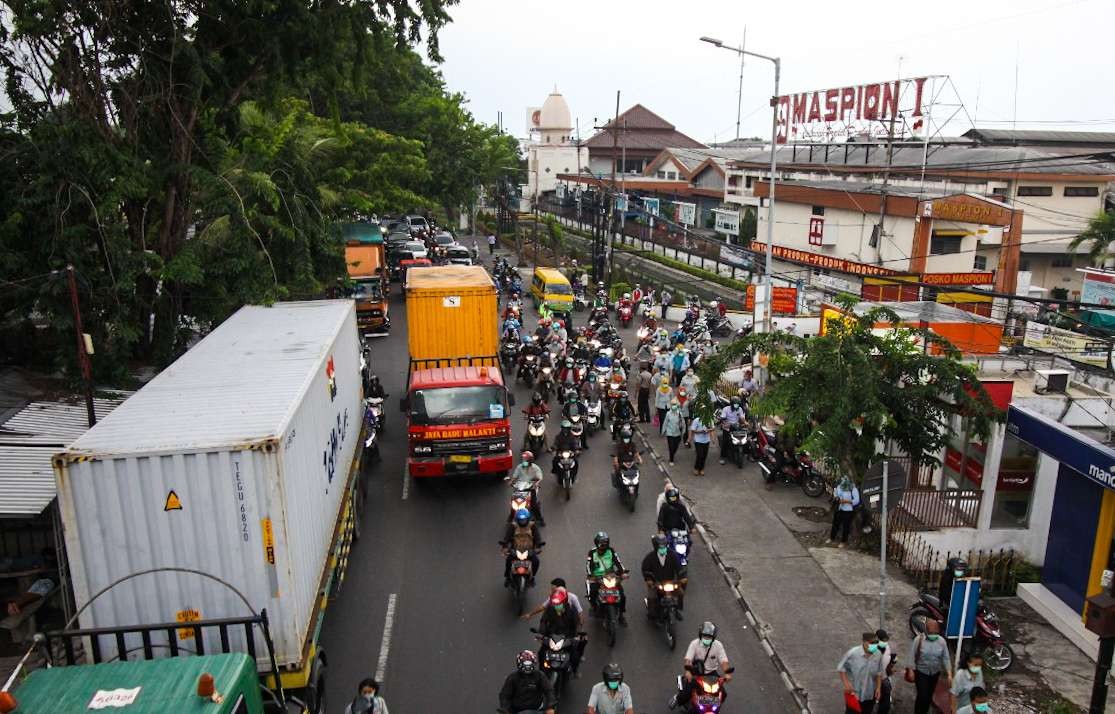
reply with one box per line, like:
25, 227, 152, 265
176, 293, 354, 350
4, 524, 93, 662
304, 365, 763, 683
565, 357, 574, 367
619, 426, 633, 443
699, 621, 718, 642
561, 419, 572, 429
522, 334, 531, 344
514, 508, 531, 526
665, 487, 680, 504
521, 450, 534, 463
588, 373, 598, 383
549, 587, 568, 606
516, 650, 538, 674
651, 533, 668, 549
532, 392, 542, 405
556, 320, 564, 329
602, 662, 624, 686
594, 531, 610, 549
623, 292, 631, 300
597, 281, 605, 290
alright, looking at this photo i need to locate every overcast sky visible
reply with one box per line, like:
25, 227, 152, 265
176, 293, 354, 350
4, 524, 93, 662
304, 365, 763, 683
432, 0, 1115, 144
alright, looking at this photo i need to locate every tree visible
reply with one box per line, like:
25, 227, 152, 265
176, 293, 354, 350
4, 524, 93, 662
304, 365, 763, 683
692, 295, 1002, 482
1069, 211, 1115, 266
740, 207, 758, 242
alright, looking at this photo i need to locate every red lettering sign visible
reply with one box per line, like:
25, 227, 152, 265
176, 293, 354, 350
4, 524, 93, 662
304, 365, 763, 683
750, 242, 902, 277
777, 77, 930, 144
919, 272, 995, 286
745, 285, 798, 314
808, 216, 825, 246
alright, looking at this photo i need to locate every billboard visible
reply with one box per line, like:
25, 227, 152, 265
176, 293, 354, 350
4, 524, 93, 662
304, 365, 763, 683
526, 107, 542, 135
776, 77, 929, 144
1082, 270, 1115, 308
643, 197, 660, 216
676, 202, 697, 226
1023, 321, 1111, 368
746, 285, 797, 314
714, 208, 740, 236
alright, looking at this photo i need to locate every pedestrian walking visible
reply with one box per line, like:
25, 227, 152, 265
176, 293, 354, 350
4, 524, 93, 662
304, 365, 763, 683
653, 373, 672, 432
906, 621, 952, 714
662, 402, 684, 466
829, 476, 860, 547
636, 366, 652, 423
669, 345, 690, 387
676, 385, 691, 442
660, 288, 672, 319
875, 629, 896, 714
838, 632, 883, 714
488, 233, 496, 255
345, 678, 388, 714
687, 415, 712, 476
951, 653, 985, 713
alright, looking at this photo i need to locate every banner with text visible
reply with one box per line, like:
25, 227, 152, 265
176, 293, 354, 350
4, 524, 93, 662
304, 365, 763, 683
1023, 321, 1112, 368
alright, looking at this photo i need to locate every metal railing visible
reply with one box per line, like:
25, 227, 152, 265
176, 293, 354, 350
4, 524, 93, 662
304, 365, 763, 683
884, 526, 1020, 596
894, 488, 982, 529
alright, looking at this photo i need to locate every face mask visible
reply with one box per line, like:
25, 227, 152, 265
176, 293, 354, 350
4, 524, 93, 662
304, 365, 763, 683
954, 570, 964, 577
553, 604, 564, 614
362, 692, 375, 701
926, 634, 940, 641
969, 665, 982, 674
657, 546, 668, 556
973, 704, 990, 713
606, 680, 620, 691
866, 643, 879, 654
701, 637, 713, 647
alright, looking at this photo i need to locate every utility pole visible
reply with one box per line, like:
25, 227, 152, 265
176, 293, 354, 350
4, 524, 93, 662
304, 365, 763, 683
66, 265, 96, 427
610, 115, 627, 290
735, 27, 747, 141
873, 78, 900, 260
607, 90, 621, 292
879, 453, 889, 629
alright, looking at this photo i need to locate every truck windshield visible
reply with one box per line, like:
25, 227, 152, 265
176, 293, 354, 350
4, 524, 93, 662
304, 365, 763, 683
411, 386, 506, 425
352, 280, 383, 301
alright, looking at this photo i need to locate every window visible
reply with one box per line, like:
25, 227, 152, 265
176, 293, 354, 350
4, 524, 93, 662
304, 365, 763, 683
657, 171, 666, 179
667, 171, 678, 180
990, 187, 1008, 197
973, 255, 988, 271
1065, 186, 1100, 197
1051, 255, 1074, 268
1019, 259, 1031, 272
943, 416, 987, 492
811, 205, 825, 216
1017, 186, 1053, 197
930, 233, 963, 255
745, 176, 754, 189
990, 432, 1038, 528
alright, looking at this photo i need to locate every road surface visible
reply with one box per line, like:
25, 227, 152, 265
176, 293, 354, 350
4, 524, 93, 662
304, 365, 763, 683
320, 250, 799, 713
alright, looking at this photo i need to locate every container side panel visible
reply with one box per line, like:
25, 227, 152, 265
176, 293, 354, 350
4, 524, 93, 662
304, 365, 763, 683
405, 289, 498, 362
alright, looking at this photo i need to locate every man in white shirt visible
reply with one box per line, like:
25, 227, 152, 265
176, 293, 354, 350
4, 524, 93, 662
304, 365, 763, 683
670, 621, 732, 709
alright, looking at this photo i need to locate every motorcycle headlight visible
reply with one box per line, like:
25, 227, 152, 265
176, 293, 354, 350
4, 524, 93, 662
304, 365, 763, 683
661, 582, 676, 592
675, 544, 686, 554
602, 575, 617, 588
515, 549, 529, 559
550, 638, 564, 651
542, 367, 552, 374
571, 415, 581, 422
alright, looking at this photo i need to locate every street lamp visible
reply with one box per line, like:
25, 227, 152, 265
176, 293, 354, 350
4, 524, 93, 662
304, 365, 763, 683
700, 35, 780, 341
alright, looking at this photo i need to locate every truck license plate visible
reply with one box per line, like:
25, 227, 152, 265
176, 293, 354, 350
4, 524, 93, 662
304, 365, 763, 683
449, 455, 472, 463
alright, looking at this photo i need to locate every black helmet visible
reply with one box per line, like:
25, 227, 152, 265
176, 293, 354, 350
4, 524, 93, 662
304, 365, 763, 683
665, 487, 680, 504
532, 392, 542, 405
594, 531, 610, 548
602, 662, 623, 685
699, 621, 718, 641
651, 534, 668, 549
620, 426, 633, 442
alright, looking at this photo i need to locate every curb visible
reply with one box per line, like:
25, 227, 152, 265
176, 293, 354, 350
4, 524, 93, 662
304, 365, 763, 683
634, 424, 812, 714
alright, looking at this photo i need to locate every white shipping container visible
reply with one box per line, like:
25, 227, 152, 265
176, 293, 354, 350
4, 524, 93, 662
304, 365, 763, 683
54, 301, 362, 670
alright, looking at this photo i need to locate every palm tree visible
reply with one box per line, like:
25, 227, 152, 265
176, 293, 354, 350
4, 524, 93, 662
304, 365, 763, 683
1069, 211, 1115, 266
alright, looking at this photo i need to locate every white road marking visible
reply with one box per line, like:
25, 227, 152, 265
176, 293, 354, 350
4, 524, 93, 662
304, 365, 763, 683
374, 593, 397, 681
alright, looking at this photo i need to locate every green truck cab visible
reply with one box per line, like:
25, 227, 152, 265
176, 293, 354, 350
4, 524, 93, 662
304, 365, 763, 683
8, 653, 268, 713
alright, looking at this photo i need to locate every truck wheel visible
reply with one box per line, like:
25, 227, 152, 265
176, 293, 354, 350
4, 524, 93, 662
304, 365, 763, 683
306, 657, 328, 714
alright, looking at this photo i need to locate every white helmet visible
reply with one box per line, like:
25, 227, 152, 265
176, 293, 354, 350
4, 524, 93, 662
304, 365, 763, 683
709, 300, 718, 308
623, 293, 631, 300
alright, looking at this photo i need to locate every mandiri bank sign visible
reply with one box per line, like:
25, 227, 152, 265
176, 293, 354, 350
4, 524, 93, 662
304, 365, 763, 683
776, 77, 930, 144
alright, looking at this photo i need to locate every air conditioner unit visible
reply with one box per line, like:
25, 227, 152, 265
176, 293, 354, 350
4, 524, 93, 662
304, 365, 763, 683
1035, 369, 1071, 394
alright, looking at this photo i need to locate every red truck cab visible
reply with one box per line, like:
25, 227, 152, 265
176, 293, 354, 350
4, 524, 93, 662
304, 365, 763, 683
405, 364, 514, 477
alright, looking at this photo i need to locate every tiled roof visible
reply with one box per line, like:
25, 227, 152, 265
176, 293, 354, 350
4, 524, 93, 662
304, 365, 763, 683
584, 104, 705, 151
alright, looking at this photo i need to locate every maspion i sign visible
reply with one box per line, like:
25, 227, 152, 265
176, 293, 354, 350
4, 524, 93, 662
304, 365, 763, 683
776, 77, 929, 143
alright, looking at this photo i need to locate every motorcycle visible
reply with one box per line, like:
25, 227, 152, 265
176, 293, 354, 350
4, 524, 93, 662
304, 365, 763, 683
525, 415, 547, 455
362, 397, 381, 460
666, 529, 691, 566
590, 572, 627, 647
567, 410, 586, 445
723, 425, 748, 469
532, 629, 583, 702
749, 420, 777, 462
508, 483, 536, 523
908, 592, 1014, 671
504, 546, 538, 615
554, 449, 578, 501
618, 302, 633, 327
573, 285, 588, 312
585, 398, 603, 434
675, 672, 727, 713
635, 325, 653, 349
616, 456, 640, 512
500, 338, 521, 368
645, 580, 681, 650
759, 446, 826, 498
537, 366, 554, 403
519, 354, 538, 386
706, 314, 732, 337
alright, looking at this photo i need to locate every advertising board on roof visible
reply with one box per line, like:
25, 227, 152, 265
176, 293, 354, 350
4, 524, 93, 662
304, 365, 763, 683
776, 77, 929, 144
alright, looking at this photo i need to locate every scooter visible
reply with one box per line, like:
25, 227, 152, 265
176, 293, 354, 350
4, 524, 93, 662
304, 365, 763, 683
519, 354, 538, 386
645, 580, 681, 650
759, 446, 826, 498
585, 398, 603, 434
615, 457, 640, 513
618, 302, 633, 327
503, 546, 540, 615
500, 338, 521, 368
908, 592, 1014, 671
723, 425, 748, 468
362, 398, 380, 460
554, 449, 578, 501
573, 285, 588, 312
675, 672, 727, 713
590, 572, 627, 647
532, 628, 582, 701
537, 366, 554, 403
707, 314, 732, 337
666, 529, 691, 566
525, 415, 547, 455
508, 484, 535, 522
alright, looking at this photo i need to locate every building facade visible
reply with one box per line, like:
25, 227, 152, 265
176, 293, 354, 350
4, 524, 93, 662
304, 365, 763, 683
524, 90, 589, 199
583, 104, 705, 178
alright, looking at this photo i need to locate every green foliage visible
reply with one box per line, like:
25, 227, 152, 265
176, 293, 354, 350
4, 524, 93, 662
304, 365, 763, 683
692, 294, 1003, 482
1069, 210, 1115, 264
544, 215, 564, 255
609, 283, 632, 302
624, 249, 749, 293
740, 207, 758, 242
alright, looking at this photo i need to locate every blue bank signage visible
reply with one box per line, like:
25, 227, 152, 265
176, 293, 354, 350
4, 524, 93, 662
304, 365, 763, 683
1007, 406, 1115, 490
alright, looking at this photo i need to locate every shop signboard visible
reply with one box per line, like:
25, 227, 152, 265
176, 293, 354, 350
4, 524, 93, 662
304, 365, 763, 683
1081, 269, 1115, 308
1007, 406, 1115, 491
642, 197, 659, 216
775, 76, 929, 144
713, 208, 740, 236
676, 202, 697, 226
1023, 321, 1111, 368
811, 271, 861, 295
746, 285, 797, 314
751, 241, 901, 277
920, 272, 995, 286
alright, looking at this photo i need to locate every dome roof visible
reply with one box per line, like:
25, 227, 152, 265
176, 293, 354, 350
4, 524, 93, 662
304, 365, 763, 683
538, 90, 572, 131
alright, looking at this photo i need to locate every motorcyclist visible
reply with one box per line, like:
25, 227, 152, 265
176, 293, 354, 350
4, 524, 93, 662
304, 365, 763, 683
631, 284, 643, 304
522, 392, 551, 444
672, 621, 734, 710
671, 324, 688, 346
517, 336, 542, 381
939, 557, 969, 611
551, 420, 581, 482
561, 395, 589, 450
508, 451, 545, 526
509, 273, 523, 298
653, 327, 671, 351
612, 426, 641, 486
537, 587, 584, 675
609, 360, 628, 384
557, 357, 579, 386
498, 651, 556, 714
642, 313, 658, 333
716, 299, 728, 319
534, 317, 551, 341
717, 396, 747, 465
588, 663, 634, 714
502, 314, 522, 340
610, 392, 635, 440
618, 292, 633, 313
501, 508, 543, 585
366, 375, 388, 400
585, 532, 627, 624
642, 534, 687, 619
551, 319, 568, 345
593, 286, 609, 310
657, 487, 696, 534
572, 335, 594, 363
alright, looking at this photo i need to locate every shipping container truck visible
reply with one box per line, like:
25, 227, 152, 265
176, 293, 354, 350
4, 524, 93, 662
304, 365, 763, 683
53, 301, 366, 714
402, 265, 514, 478
341, 223, 390, 335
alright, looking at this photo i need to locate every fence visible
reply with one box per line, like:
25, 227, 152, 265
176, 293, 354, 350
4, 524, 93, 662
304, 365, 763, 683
883, 525, 1020, 596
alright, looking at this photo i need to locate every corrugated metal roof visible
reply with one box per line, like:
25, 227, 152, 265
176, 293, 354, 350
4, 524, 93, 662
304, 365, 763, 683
65, 301, 355, 456
0, 446, 64, 516
0, 394, 132, 446
855, 301, 1000, 325
964, 128, 1115, 146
